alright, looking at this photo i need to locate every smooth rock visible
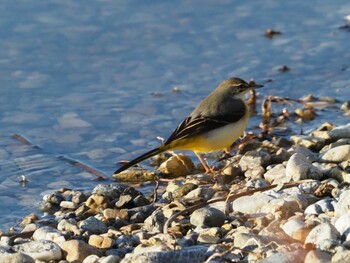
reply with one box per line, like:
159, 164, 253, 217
286, 152, 322, 181
144, 209, 166, 232
83, 254, 100, 263
304, 198, 336, 215
0, 252, 35, 263
122, 245, 207, 263
99, 255, 121, 263
239, 150, 271, 171
304, 249, 332, 263
329, 123, 350, 139
79, 216, 108, 234
332, 248, 350, 263
184, 186, 215, 201
88, 235, 114, 249
259, 249, 307, 263
320, 145, 350, 163
304, 223, 340, 248
57, 219, 81, 235
281, 218, 307, 241
60, 201, 78, 209
264, 164, 287, 184
335, 190, 350, 217
190, 207, 226, 227
62, 240, 101, 263
32, 226, 65, 244
290, 135, 325, 150
334, 212, 350, 240
92, 184, 128, 199
158, 153, 195, 177
13, 240, 62, 261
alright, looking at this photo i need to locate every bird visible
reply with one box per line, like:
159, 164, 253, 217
114, 77, 263, 175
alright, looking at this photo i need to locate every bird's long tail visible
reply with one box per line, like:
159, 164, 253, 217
113, 147, 165, 175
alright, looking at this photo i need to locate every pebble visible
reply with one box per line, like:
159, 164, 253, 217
304, 223, 340, 248
3, 121, 350, 262
328, 123, 350, 139
320, 145, 350, 163
158, 153, 195, 177
190, 207, 226, 228
62, 239, 102, 262
32, 226, 66, 244
13, 240, 62, 261
79, 216, 108, 234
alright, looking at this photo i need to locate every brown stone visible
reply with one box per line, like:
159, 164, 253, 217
61, 239, 101, 263
88, 235, 114, 249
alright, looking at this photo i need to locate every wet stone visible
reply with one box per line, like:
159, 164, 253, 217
79, 216, 108, 234
320, 145, 350, 163
190, 207, 226, 228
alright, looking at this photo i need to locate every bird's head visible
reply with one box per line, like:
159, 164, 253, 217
219, 77, 263, 98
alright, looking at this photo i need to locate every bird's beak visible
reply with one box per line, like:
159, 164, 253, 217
250, 83, 264, 89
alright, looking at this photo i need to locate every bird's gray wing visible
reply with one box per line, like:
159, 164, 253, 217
164, 99, 246, 145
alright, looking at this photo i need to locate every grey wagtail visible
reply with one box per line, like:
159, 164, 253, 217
114, 77, 263, 175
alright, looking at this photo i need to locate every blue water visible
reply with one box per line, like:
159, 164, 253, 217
0, 0, 349, 230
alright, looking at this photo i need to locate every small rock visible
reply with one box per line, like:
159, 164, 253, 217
334, 213, 350, 240
320, 145, 350, 163
329, 123, 350, 139
259, 249, 307, 263
92, 184, 128, 199
144, 209, 166, 232
83, 254, 100, 263
88, 235, 114, 249
158, 153, 195, 177
60, 201, 78, 209
32, 226, 66, 244
335, 190, 350, 217
281, 218, 308, 242
290, 135, 325, 150
0, 252, 35, 263
239, 150, 271, 171
332, 247, 350, 263
79, 216, 108, 234
304, 249, 332, 263
286, 152, 322, 181
62, 239, 101, 263
304, 223, 340, 248
57, 219, 81, 235
99, 255, 121, 263
304, 198, 336, 215
190, 207, 226, 227
13, 240, 62, 261
264, 164, 287, 184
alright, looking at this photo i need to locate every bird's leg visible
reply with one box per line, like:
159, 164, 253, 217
194, 152, 213, 174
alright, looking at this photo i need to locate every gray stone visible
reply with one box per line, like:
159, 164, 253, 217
92, 184, 128, 199
304, 198, 336, 215
335, 190, 350, 217
305, 223, 340, 248
320, 145, 350, 163
184, 187, 215, 201
0, 252, 34, 263
79, 216, 108, 234
13, 240, 62, 261
286, 152, 322, 181
144, 209, 166, 232
99, 255, 121, 263
304, 249, 332, 263
121, 245, 207, 263
32, 226, 66, 244
259, 249, 307, 263
329, 123, 350, 139
190, 207, 226, 228
332, 247, 350, 263
334, 213, 350, 240
239, 150, 271, 171
264, 164, 287, 184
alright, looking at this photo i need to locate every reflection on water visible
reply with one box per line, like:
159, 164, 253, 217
0, 0, 349, 229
